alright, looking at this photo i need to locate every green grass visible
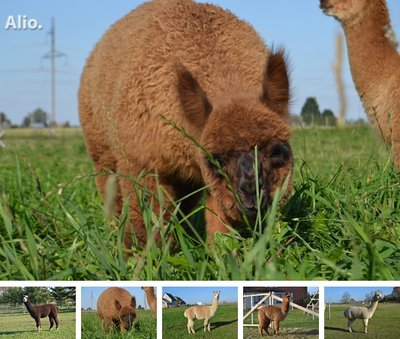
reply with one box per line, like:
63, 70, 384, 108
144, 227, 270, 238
243, 308, 319, 338
81, 310, 156, 339
163, 304, 238, 338
0, 126, 399, 280
325, 303, 400, 338
0, 311, 75, 338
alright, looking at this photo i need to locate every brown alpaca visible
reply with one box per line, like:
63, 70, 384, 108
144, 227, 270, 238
257, 293, 291, 336
97, 287, 137, 332
320, 0, 400, 169
79, 0, 293, 251
22, 295, 59, 332
142, 286, 157, 316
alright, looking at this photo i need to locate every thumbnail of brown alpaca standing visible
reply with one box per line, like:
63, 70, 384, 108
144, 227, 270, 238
142, 287, 157, 316
22, 295, 59, 332
320, 0, 400, 169
257, 292, 291, 336
79, 0, 294, 251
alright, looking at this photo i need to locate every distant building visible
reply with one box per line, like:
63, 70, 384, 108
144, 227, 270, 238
243, 287, 308, 307
162, 293, 187, 308
175, 297, 186, 306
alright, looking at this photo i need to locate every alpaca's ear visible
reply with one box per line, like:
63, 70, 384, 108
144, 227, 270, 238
115, 300, 122, 311
176, 63, 212, 130
131, 297, 136, 308
261, 49, 290, 118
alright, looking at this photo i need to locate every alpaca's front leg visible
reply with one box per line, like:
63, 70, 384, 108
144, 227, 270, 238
363, 319, 369, 334
264, 318, 271, 335
203, 318, 209, 332
347, 319, 354, 333
36, 319, 42, 332
274, 320, 280, 335
205, 195, 230, 242
49, 317, 54, 330
187, 319, 195, 334
117, 166, 174, 251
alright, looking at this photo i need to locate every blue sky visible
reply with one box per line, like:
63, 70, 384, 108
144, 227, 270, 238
325, 286, 396, 303
1, 1, 400, 126
163, 287, 237, 304
81, 287, 153, 310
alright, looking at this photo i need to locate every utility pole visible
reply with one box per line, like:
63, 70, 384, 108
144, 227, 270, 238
90, 289, 94, 310
42, 18, 66, 135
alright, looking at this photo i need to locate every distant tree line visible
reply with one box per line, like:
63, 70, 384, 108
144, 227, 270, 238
0, 287, 75, 308
340, 287, 400, 304
299, 97, 337, 127
0, 108, 70, 128
1, 98, 367, 129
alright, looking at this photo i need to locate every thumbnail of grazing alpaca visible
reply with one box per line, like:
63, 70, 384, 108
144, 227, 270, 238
79, 0, 294, 251
97, 287, 137, 332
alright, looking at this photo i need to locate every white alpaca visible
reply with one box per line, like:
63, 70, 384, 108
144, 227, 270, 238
184, 291, 220, 334
343, 291, 382, 333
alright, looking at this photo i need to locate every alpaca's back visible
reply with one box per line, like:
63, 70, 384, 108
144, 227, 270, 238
97, 287, 134, 319
79, 0, 269, 177
344, 306, 368, 320
184, 305, 214, 320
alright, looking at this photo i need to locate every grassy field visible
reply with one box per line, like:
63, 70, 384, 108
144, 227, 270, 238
325, 303, 400, 338
81, 309, 156, 339
243, 307, 319, 338
0, 311, 75, 338
163, 304, 238, 338
0, 126, 399, 280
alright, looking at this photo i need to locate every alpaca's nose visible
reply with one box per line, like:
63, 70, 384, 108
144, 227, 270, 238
237, 153, 268, 213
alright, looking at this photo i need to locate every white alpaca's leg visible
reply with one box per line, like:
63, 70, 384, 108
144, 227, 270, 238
363, 318, 369, 334
348, 319, 354, 333
203, 318, 208, 332
208, 321, 211, 332
187, 318, 194, 334
191, 319, 196, 334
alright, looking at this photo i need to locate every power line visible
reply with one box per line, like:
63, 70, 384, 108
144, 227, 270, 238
41, 17, 67, 135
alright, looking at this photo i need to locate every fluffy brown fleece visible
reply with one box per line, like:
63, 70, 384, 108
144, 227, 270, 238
79, 0, 293, 251
320, 0, 400, 169
257, 293, 291, 336
97, 287, 137, 332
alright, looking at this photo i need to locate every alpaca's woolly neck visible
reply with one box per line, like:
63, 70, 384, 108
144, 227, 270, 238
366, 298, 380, 317
281, 296, 290, 313
143, 287, 157, 315
341, 1, 398, 108
210, 293, 220, 314
23, 299, 36, 316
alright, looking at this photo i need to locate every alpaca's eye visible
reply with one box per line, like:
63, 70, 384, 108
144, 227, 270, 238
206, 154, 224, 170
269, 142, 291, 167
